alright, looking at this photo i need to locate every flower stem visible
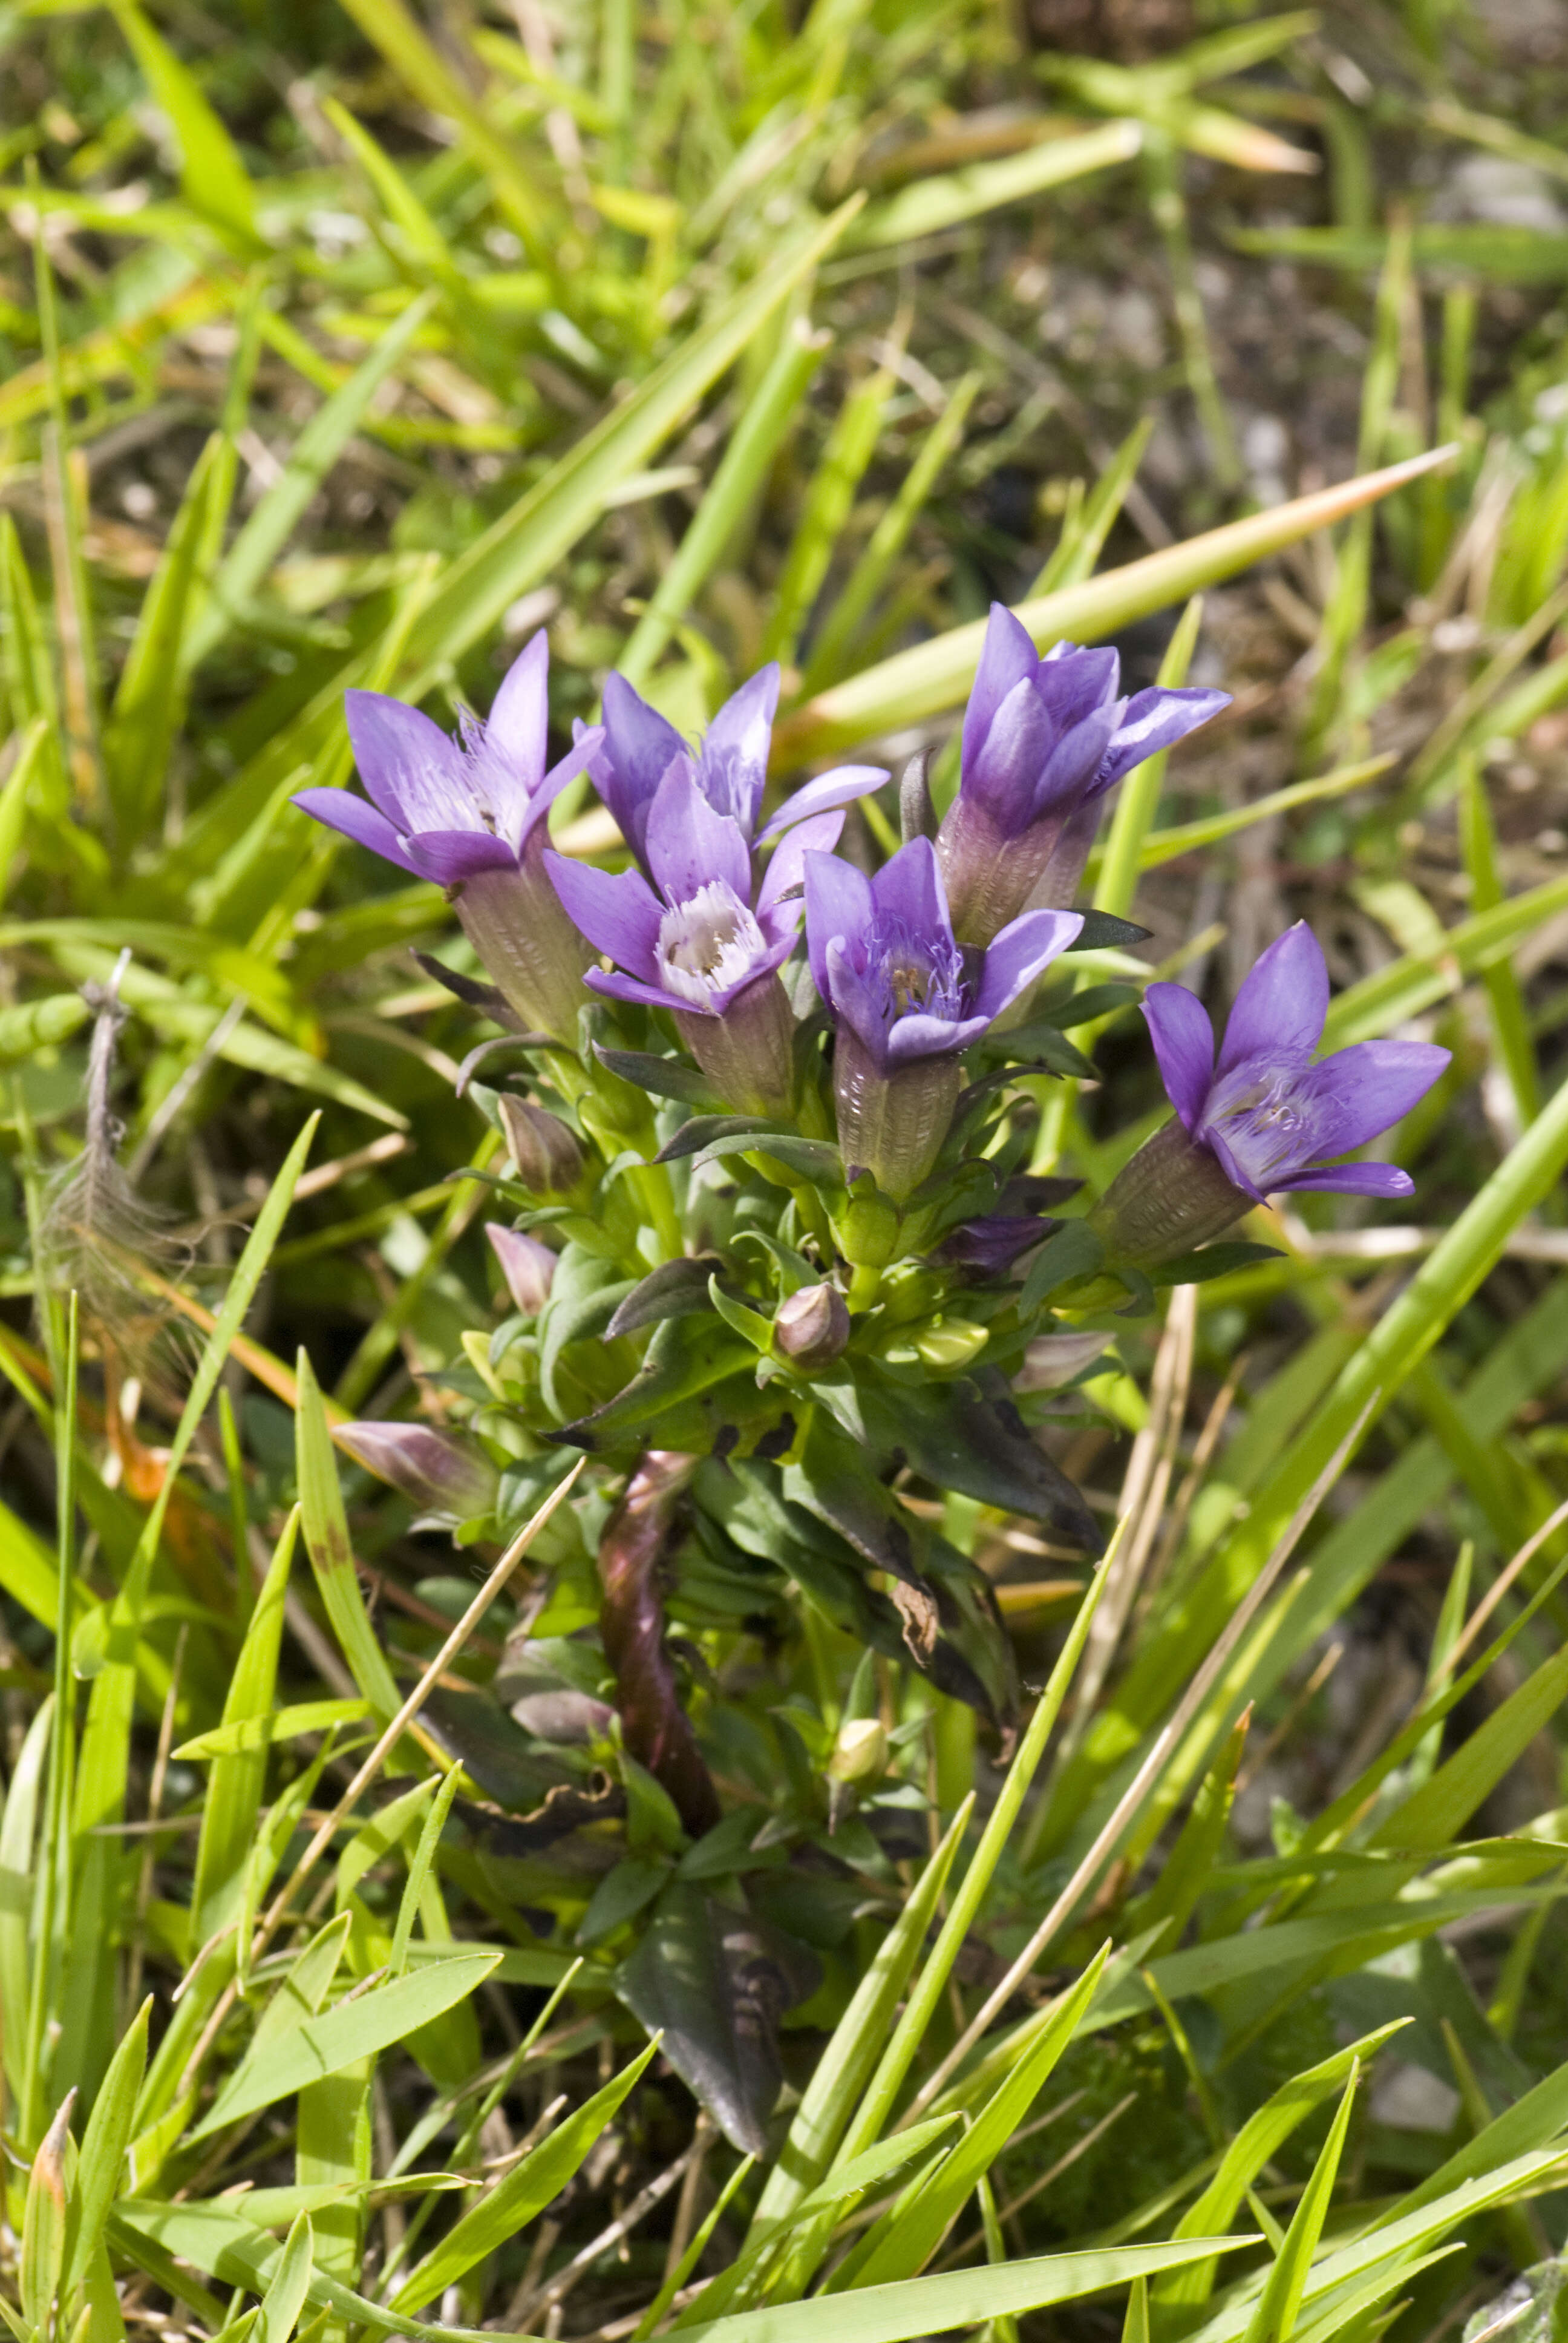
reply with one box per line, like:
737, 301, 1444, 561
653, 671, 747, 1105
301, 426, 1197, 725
598, 1452, 720, 1840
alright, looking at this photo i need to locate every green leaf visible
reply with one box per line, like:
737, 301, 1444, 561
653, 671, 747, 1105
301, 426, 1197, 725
22, 2097, 73, 2335
0, 994, 91, 1069
191, 1953, 500, 2139
397, 202, 864, 692
109, 0, 256, 247
679, 2240, 1258, 2343
295, 1351, 402, 1723
1240, 2069, 1359, 2343
257, 2215, 313, 2343
63, 2001, 150, 2295
189, 1511, 306, 1942
185, 296, 437, 669
390, 2039, 659, 2315
849, 120, 1142, 247
593, 1047, 727, 1110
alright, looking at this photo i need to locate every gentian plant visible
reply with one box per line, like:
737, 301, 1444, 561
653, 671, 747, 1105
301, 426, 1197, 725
299, 628, 1446, 2149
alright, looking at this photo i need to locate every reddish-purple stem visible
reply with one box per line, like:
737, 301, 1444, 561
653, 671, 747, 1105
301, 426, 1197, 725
598, 1451, 721, 1840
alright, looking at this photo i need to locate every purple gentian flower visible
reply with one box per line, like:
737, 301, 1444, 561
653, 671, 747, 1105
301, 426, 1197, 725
544, 761, 841, 1118
293, 633, 599, 1043
587, 664, 886, 870
803, 836, 1082, 1199
937, 605, 1230, 945
1092, 923, 1450, 1267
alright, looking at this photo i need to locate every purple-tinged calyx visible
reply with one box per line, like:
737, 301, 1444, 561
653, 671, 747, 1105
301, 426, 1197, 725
803, 836, 1082, 1200
1091, 922, 1450, 1267
546, 761, 835, 1118
586, 663, 886, 868
293, 632, 599, 1043
333, 1421, 497, 1525
488, 1222, 557, 1313
936, 604, 1229, 946
498, 1096, 585, 1198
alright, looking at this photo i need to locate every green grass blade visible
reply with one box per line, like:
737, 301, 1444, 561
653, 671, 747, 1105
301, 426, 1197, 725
397, 198, 864, 692
390, 2040, 659, 2315
192, 1953, 500, 2139
773, 447, 1457, 765
849, 121, 1142, 247
189, 1508, 301, 1944
294, 1351, 402, 1722
185, 299, 437, 669
108, 0, 256, 247
619, 318, 832, 690
1093, 595, 1203, 918
63, 1999, 149, 2295
1239, 2068, 1359, 2343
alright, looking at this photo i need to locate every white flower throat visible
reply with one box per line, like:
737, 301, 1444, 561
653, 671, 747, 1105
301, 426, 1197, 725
658, 879, 766, 1008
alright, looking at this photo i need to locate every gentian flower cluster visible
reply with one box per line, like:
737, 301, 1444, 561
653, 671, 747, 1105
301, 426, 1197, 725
301, 611, 1448, 2152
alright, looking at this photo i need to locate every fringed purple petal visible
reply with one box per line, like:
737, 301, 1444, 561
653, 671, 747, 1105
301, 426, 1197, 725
869, 834, 952, 939
1273, 1159, 1416, 1198
1033, 644, 1122, 732
697, 663, 779, 833
804, 850, 873, 1008
344, 689, 473, 833
585, 966, 694, 1012
1218, 922, 1328, 1076
886, 1008, 990, 1062
1292, 1040, 1451, 1157
1028, 702, 1123, 824
973, 908, 1083, 1024
517, 724, 606, 851
1143, 983, 1217, 1133
965, 677, 1055, 829
643, 759, 753, 909
1095, 685, 1230, 791
823, 932, 887, 1064
757, 809, 845, 933
599, 673, 688, 861
292, 787, 421, 876
485, 632, 550, 804
962, 604, 1041, 778
756, 763, 888, 842
544, 850, 662, 979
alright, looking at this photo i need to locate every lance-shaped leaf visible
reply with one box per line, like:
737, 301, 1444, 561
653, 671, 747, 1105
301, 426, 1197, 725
550, 1314, 759, 1452
620, 1884, 818, 2157
606, 1256, 725, 1340
860, 1373, 1103, 1553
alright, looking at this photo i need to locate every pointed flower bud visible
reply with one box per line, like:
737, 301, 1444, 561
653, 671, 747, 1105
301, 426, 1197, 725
826, 1715, 887, 1786
498, 1095, 584, 1197
487, 1222, 557, 1313
1091, 924, 1449, 1268
332, 1421, 498, 1524
773, 1282, 851, 1372
803, 837, 1081, 1199
293, 634, 598, 1041
935, 605, 1229, 945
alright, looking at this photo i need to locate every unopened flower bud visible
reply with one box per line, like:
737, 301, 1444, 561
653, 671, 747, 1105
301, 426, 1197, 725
911, 1317, 987, 1371
773, 1282, 851, 1372
840, 1186, 900, 1272
487, 1222, 557, 1314
498, 1094, 584, 1197
333, 1422, 497, 1524
826, 1715, 887, 1786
